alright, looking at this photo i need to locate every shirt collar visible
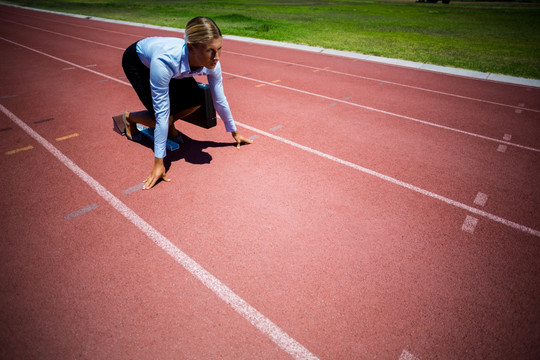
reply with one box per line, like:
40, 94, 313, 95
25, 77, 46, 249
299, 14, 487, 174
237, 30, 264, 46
181, 41, 207, 76
180, 42, 191, 74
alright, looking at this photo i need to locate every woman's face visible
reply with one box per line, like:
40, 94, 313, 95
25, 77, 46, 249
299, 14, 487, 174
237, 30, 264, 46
188, 37, 223, 70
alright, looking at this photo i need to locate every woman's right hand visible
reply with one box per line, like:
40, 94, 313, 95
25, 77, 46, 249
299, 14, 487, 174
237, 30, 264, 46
143, 157, 171, 190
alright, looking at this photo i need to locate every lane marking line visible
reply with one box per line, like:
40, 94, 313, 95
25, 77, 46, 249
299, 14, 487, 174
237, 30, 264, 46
2, 29, 538, 154
497, 144, 507, 153
462, 215, 479, 234
474, 192, 488, 207
255, 83, 266, 87
5, 145, 33, 155
224, 51, 540, 113
65, 203, 98, 220
0, 18, 126, 50
2, 36, 538, 238
503, 134, 512, 141
235, 121, 540, 238
0, 36, 131, 86
272, 79, 281, 83
226, 73, 540, 153
56, 132, 79, 141
248, 135, 259, 141
0, 103, 320, 360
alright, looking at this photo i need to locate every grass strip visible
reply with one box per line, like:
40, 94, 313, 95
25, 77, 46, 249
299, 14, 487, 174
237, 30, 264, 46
4, 0, 540, 79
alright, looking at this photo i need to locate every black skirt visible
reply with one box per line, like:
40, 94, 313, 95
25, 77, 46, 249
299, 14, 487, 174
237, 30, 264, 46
121, 41, 203, 117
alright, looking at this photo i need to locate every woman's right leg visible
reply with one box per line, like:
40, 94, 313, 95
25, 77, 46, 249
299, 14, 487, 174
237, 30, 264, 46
127, 110, 155, 128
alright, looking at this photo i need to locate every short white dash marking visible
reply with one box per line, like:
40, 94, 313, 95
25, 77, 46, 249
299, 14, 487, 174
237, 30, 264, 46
269, 124, 283, 131
497, 144, 507, 153
462, 215, 479, 234
123, 182, 143, 195
503, 134, 512, 141
399, 349, 420, 360
65, 203, 98, 220
474, 192, 488, 207
515, 109, 522, 114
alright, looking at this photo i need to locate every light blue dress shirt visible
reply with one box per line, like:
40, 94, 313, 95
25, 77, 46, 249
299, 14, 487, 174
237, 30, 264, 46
136, 37, 237, 158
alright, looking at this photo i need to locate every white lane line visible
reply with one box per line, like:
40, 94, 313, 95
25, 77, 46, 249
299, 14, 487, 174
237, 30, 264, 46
1, 24, 539, 153
2, 15, 539, 114
0, 103, 320, 360
0, 8, 141, 38
236, 121, 540, 238
227, 73, 540, 154
0, 36, 130, 86
2, 36, 539, 238
0, 18, 125, 50
225, 50, 540, 113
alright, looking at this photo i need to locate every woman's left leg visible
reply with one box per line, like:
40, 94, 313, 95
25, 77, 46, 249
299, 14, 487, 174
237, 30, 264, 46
167, 77, 204, 137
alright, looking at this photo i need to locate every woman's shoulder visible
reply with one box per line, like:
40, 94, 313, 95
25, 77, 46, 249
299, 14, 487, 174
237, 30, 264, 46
138, 37, 185, 53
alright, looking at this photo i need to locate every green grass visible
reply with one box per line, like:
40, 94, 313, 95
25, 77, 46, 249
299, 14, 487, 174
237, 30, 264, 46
4, 0, 540, 79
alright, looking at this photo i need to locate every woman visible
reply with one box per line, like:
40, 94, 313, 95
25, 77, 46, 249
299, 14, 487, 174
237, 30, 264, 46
114, 17, 252, 190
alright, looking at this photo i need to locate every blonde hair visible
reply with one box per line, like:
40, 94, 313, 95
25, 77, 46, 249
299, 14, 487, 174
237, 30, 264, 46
185, 17, 222, 45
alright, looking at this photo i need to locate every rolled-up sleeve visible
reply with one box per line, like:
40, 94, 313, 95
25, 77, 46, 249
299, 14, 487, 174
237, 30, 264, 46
208, 63, 237, 133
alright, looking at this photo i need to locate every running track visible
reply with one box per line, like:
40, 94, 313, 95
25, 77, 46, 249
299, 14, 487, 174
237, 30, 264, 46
1, 5, 539, 359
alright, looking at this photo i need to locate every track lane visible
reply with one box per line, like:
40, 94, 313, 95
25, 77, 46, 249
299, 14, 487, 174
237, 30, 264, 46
1, 5, 539, 359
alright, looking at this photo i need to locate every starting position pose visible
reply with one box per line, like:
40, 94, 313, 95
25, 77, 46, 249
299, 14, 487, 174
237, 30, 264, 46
114, 16, 252, 190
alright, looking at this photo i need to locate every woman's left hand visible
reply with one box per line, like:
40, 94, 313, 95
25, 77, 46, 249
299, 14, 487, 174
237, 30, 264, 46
232, 131, 253, 149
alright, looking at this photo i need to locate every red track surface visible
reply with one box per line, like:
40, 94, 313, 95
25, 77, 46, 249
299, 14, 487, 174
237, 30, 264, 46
1, 5, 539, 359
